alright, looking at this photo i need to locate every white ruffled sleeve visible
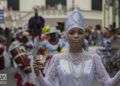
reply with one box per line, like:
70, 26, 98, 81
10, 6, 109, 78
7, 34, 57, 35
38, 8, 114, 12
93, 54, 120, 86
37, 55, 60, 86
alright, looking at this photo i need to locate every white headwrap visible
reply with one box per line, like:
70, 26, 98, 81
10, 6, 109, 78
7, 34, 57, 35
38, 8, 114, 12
65, 9, 85, 31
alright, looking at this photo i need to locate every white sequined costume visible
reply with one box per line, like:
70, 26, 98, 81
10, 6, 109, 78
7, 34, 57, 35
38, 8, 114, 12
37, 48, 120, 86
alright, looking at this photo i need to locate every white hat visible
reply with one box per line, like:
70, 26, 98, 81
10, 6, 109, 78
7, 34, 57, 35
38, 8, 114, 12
65, 9, 85, 31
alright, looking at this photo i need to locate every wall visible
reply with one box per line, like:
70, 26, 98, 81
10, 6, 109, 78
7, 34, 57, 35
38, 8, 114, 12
75, 0, 91, 10
66, 0, 73, 10
20, 0, 45, 11
20, 0, 92, 11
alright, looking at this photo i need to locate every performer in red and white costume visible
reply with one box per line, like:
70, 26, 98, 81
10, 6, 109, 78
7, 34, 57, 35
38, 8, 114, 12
9, 28, 36, 86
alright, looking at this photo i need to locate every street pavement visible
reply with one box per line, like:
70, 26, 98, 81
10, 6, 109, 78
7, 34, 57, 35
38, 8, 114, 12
0, 68, 16, 86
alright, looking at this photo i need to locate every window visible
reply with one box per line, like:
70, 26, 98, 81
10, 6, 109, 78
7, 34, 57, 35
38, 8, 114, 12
46, 0, 66, 9
92, 0, 102, 11
7, 0, 19, 10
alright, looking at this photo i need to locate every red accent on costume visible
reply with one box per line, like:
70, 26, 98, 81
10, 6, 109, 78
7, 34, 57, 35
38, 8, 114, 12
10, 46, 32, 73
37, 48, 46, 55
0, 46, 4, 54
0, 56, 5, 70
14, 72, 23, 86
0, 45, 5, 70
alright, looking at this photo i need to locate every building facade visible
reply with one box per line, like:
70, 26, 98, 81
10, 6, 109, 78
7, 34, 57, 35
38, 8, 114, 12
103, 0, 120, 28
1, 0, 103, 27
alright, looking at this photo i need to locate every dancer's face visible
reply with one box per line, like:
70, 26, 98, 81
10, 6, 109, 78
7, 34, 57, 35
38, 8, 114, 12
67, 27, 85, 49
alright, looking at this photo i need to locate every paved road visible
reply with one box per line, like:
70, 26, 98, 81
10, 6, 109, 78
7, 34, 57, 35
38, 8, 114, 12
0, 68, 16, 86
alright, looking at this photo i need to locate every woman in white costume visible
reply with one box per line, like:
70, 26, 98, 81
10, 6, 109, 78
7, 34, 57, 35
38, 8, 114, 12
36, 9, 120, 86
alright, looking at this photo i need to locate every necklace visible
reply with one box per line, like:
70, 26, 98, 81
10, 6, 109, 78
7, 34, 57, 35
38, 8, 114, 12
66, 52, 85, 79
64, 50, 92, 86
67, 51, 85, 64
68, 56, 85, 86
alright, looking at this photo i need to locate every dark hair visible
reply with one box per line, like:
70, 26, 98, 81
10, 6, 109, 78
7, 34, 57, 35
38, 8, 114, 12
95, 24, 101, 30
28, 15, 45, 37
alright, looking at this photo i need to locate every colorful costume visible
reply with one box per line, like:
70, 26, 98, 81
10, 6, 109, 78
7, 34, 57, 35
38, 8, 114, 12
9, 39, 36, 86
